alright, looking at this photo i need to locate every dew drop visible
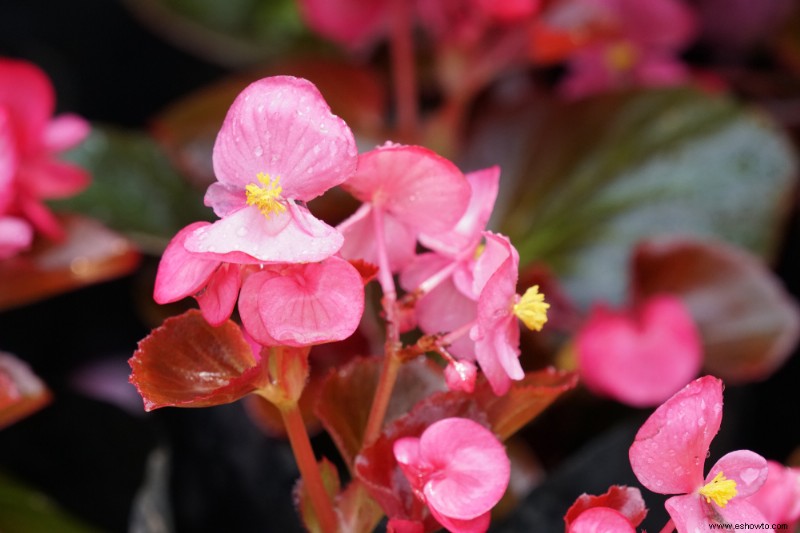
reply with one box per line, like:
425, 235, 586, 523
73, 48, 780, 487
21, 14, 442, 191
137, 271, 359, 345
254, 146, 263, 157
236, 227, 248, 237
697, 417, 705, 427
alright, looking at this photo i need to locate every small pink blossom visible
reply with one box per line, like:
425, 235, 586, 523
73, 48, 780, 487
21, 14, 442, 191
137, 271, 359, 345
577, 295, 702, 407
297, 0, 389, 50
746, 460, 800, 527
338, 143, 470, 274
184, 76, 357, 264
629, 376, 769, 531
393, 417, 510, 533
0, 58, 90, 249
564, 485, 647, 531
470, 232, 549, 395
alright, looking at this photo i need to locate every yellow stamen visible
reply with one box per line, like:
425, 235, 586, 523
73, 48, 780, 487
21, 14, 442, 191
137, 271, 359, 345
473, 243, 486, 260
245, 173, 286, 217
698, 472, 738, 508
513, 285, 549, 331
605, 42, 637, 72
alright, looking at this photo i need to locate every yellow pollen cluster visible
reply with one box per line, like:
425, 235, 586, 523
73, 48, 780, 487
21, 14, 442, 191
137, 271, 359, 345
513, 285, 549, 331
473, 243, 486, 260
605, 42, 637, 72
246, 173, 286, 217
698, 472, 738, 508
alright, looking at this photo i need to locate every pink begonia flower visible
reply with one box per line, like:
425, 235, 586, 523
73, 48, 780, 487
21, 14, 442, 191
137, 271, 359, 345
183, 76, 357, 264
0, 58, 90, 245
629, 376, 769, 531
154, 222, 243, 326
238, 255, 364, 347
393, 417, 510, 533
538, 0, 697, 98
297, 0, 389, 50
577, 295, 702, 407
337, 143, 470, 274
470, 232, 549, 395
746, 460, 800, 526
567, 507, 635, 533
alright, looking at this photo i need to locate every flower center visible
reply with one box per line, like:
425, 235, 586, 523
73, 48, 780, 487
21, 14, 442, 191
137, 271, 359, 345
513, 285, 549, 331
246, 173, 286, 217
698, 471, 738, 508
605, 42, 637, 72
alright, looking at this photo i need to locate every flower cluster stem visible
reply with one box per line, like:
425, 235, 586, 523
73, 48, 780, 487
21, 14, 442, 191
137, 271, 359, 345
390, 0, 418, 139
280, 402, 338, 533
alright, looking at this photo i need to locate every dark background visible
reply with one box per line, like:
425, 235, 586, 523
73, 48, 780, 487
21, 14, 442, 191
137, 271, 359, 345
1, 1, 798, 532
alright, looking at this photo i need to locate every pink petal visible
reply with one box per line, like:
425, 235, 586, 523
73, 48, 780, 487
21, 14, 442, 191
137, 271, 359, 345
634, 54, 690, 87
0, 59, 53, 154
154, 222, 221, 304
399, 252, 452, 293
418, 166, 500, 257
0, 216, 33, 259
416, 279, 477, 360
568, 507, 636, 533
387, 518, 425, 533
238, 269, 283, 346
707, 450, 768, 499
211, 76, 357, 201
577, 295, 702, 407
196, 263, 241, 326
444, 361, 477, 393
664, 493, 714, 532
472, 232, 517, 297
204, 182, 245, 218
0, 107, 18, 198
42, 114, 90, 152
428, 507, 491, 533
297, 0, 389, 49
18, 195, 63, 240
715, 500, 770, 530
418, 418, 509, 520
618, 0, 697, 49
17, 159, 91, 199
338, 204, 417, 272
184, 204, 343, 264
746, 461, 800, 523
242, 257, 365, 346
343, 144, 470, 234
629, 375, 723, 495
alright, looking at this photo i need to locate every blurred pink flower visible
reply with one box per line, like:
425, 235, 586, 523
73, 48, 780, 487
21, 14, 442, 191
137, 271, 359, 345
184, 76, 357, 264
629, 376, 769, 531
0, 58, 90, 250
338, 143, 470, 274
564, 485, 647, 532
746, 460, 800, 527
538, 0, 697, 98
393, 417, 510, 533
238, 256, 364, 347
297, 0, 389, 50
576, 294, 702, 407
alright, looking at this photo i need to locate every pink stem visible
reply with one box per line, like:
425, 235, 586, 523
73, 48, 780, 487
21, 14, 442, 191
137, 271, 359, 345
657, 519, 675, 533
390, 0, 418, 139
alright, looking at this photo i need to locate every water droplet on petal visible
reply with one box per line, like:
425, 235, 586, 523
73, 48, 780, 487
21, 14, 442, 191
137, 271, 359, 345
236, 227, 248, 237
254, 146, 263, 157
697, 417, 705, 427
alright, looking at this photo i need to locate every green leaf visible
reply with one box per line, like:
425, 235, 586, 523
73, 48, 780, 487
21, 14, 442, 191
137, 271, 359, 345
496, 88, 797, 306
123, 0, 310, 66
53, 127, 212, 254
0, 473, 102, 533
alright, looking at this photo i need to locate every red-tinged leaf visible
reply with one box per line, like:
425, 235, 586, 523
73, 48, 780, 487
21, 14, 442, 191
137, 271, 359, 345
295, 458, 340, 533
129, 310, 262, 411
0, 215, 140, 311
152, 59, 386, 188
336, 480, 384, 533
474, 368, 579, 441
0, 352, 51, 429
315, 356, 446, 468
632, 236, 800, 383
355, 392, 486, 529
564, 485, 648, 529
